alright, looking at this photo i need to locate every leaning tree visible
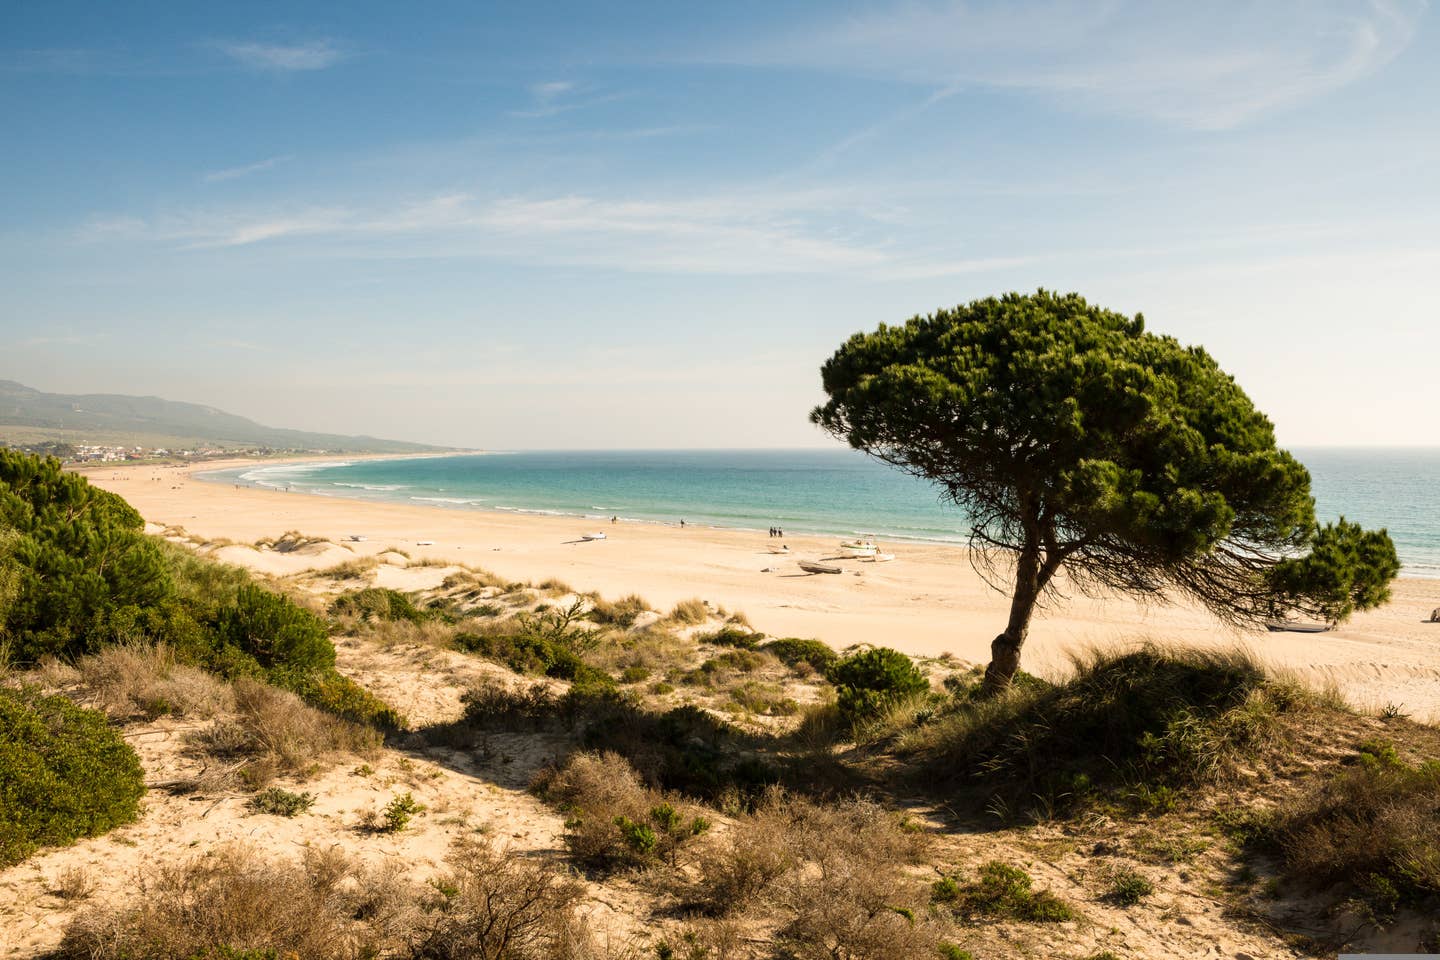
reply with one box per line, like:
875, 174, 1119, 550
812, 290, 1399, 691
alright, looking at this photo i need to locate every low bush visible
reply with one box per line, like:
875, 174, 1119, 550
76, 642, 234, 720
289, 669, 407, 730
760, 637, 838, 673
696, 626, 761, 649
1264, 738, 1440, 919
215, 584, 336, 679
936, 861, 1076, 922
912, 646, 1309, 816
775, 794, 937, 959
329, 587, 430, 624
191, 678, 381, 788
380, 792, 425, 832
827, 647, 929, 725
536, 751, 710, 870
410, 837, 594, 960
1102, 865, 1154, 906
247, 787, 315, 817
0, 687, 145, 866
54, 844, 398, 959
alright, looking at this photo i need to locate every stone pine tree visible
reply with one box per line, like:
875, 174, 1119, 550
812, 290, 1399, 691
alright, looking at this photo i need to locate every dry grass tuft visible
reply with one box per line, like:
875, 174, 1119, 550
53, 866, 96, 902
76, 643, 234, 720
55, 844, 404, 959
667, 598, 710, 625
190, 678, 381, 788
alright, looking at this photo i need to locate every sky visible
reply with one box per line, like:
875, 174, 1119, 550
2, 0, 1437, 449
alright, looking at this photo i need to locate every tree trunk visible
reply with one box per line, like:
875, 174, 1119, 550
981, 538, 1044, 694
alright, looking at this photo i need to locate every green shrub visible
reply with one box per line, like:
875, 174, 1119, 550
1103, 866, 1154, 906
381, 792, 424, 832
215, 585, 335, 678
697, 626, 760, 649
288, 670, 405, 730
0, 687, 145, 866
941, 861, 1076, 922
328, 587, 429, 624
247, 787, 315, 817
760, 637, 837, 672
828, 647, 929, 724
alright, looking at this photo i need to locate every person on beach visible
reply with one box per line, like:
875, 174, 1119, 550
680, 519, 686, 528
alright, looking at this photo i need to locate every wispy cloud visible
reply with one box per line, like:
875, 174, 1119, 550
73, 188, 1035, 278
202, 155, 292, 183
218, 39, 344, 72
733, 0, 1425, 129
509, 80, 627, 118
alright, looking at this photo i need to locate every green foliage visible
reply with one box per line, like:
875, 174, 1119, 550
696, 625, 761, 649
937, 945, 974, 960
381, 792, 424, 832
0, 451, 173, 661
215, 584, 335, 679
287, 669, 405, 730
811, 291, 1397, 680
328, 587, 429, 624
1268, 518, 1400, 623
247, 787, 315, 817
827, 647, 928, 724
760, 637, 838, 672
455, 601, 612, 688
0, 687, 144, 866
941, 861, 1077, 922
1103, 866, 1154, 906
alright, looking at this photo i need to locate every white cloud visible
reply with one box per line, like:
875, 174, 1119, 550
73, 187, 1035, 277
203, 155, 292, 183
735, 0, 1425, 129
219, 39, 343, 72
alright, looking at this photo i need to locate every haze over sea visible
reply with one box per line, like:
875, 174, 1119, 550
205, 448, 1440, 577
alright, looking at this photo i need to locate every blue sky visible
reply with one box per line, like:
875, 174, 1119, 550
3, 0, 1437, 448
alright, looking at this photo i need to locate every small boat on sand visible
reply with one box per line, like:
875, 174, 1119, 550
867, 552, 895, 563
799, 560, 843, 575
581, 532, 607, 541
839, 537, 878, 558
1265, 620, 1331, 633
768, 545, 791, 554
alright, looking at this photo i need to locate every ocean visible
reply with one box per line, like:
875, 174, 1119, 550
201, 448, 1440, 577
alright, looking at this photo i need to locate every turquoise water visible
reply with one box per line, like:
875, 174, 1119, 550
201, 448, 1440, 577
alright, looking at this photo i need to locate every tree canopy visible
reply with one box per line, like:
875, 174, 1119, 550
812, 290, 1399, 689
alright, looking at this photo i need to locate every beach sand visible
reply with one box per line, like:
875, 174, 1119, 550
83, 458, 1440, 720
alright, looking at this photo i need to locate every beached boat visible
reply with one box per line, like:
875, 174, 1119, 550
799, 560, 843, 575
1265, 620, 1331, 633
868, 552, 895, 563
768, 545, 791, 554
580, 532, 607, 541
839, 537, 878, 558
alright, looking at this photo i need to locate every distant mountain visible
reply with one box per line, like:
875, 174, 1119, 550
0, 380, 450, 454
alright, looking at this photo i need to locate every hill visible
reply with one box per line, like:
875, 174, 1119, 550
0, 379, 449, 454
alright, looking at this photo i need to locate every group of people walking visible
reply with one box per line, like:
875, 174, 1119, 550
768, 525, 785, 538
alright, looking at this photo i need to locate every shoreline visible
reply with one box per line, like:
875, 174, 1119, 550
80, 458, 1440, 720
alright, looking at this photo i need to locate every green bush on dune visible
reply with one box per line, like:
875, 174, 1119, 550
827, 647, 929, 725
0, 687, 145, 866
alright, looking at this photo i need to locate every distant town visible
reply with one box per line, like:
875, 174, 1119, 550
4, 441, 329, 464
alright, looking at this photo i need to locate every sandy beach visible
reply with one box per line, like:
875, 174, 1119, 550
83, 458, 1440, 720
